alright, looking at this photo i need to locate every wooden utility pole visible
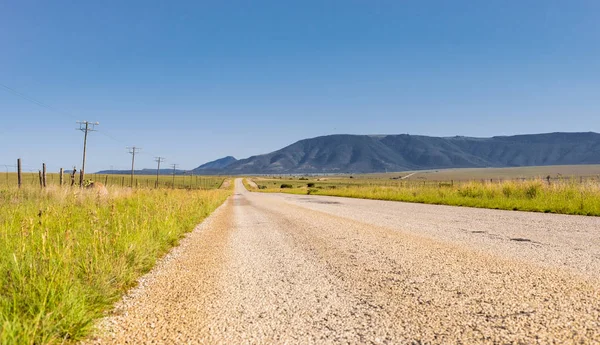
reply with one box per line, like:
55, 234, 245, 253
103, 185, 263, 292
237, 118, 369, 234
154, 157, 165, 188
76, 121, 99, 187
42, 163, 47, 188
127, 146, 141, 187
70, 167, 76, 187
17, 159, 22, 188
171, 164, 179, 189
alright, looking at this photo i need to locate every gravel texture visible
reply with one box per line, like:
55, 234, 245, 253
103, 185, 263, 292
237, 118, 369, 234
88, 179, 600, 344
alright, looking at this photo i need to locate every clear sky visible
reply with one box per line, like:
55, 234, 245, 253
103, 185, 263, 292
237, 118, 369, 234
1, 1, 599, 172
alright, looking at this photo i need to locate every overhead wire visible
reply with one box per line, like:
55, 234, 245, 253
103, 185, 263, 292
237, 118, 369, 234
1, 82, 167, 167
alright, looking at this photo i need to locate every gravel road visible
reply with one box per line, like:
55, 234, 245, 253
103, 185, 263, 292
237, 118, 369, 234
89, 178, 600, 344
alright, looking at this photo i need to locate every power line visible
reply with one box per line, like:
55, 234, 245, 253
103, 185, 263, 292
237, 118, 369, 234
1, 83, 172, 171
0, 83, 70, 117
1, 83, 132, 147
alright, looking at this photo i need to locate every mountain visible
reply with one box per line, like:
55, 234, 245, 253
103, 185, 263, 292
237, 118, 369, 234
193, 156, 237, 171
219, 132, 600, 174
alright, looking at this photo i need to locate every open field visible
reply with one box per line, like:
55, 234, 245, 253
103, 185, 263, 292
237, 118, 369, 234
248, 165, 600, 216
0, 172, 226, 190
373, 164, 600, 181
0, 184, 231, 344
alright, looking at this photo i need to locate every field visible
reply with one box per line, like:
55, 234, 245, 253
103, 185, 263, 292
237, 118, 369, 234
0, 182, 231, 344
246, 165, 600, 216
359, 164, 600, 181
0, 172, 225, 190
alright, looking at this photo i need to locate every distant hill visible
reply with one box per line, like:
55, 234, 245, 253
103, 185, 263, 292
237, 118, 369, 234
95, 156, 237, 175
220, 132, 600, 174
95, 168, 186, 175
193, 156, 237, 171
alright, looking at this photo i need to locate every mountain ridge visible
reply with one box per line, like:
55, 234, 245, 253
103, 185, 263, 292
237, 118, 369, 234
95, 132, 600, 175
222, 132, 600, 174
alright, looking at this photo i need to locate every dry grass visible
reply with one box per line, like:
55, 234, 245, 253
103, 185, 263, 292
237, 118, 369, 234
250, 177, 600, 216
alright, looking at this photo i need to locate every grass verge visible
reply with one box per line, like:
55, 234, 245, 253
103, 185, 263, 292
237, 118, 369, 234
252, 179, 600, 216
0, 185, 231, 344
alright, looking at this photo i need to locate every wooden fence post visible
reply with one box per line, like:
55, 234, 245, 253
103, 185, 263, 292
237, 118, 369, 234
104, 175, 108, 185
121, 176, 125, 187
59, 168, 64, 186
42, 163, 47, 188
17, 159, 22, 188
38, 170, 43, 188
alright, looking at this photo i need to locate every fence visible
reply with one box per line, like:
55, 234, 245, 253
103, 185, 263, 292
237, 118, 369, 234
3, 159, 225, 190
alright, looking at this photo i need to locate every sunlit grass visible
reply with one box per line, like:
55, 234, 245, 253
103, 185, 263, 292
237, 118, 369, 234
0, 185, 231, 344
250, 177, 600, 216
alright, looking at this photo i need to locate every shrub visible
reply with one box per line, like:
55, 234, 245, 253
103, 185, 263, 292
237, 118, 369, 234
280, 184, 293, 189
525, 183, 541, 199
307, 189, 319, 195
307, 183, 315, 188
457, 185, 484, 198
502, 185, 514, 198
299, 177, 309, 180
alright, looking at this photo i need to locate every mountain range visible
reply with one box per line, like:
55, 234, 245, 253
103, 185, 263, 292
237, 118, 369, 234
97, 132, 600, 175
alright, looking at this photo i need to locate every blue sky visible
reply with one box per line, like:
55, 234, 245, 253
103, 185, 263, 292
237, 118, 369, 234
1, 1, 599, 172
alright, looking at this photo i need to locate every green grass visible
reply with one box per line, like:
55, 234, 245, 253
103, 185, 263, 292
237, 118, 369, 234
249, 177, 600, 216
0, 184, 231, 344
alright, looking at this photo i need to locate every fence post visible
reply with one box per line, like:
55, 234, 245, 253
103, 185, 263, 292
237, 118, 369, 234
42, 163, 47, 188
104, 175, 108, 185
38, 170, 43, 188
17, 159, 22, 188
121, 176, 125, 187
59, 168, 64, 186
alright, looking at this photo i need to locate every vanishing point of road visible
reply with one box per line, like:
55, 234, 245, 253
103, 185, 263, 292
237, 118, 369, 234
90, 179, 600, 344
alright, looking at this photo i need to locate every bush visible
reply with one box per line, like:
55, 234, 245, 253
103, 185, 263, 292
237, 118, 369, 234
280, 184, 293, 189
258, 185, 267, 189
307, 189, 319, 195
307, 183, 315, 188
299, 177, 309, 180
525, 184, 541, 199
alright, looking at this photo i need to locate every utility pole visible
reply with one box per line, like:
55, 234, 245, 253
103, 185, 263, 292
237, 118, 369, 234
154, 157, 165, 188
17, 159, 22, 188
171, 164, 179, 189
127, 146, 141, 187
76, 121, 99, 187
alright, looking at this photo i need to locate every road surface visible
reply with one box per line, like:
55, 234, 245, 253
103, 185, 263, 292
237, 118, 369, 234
89, 179, 600, 344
